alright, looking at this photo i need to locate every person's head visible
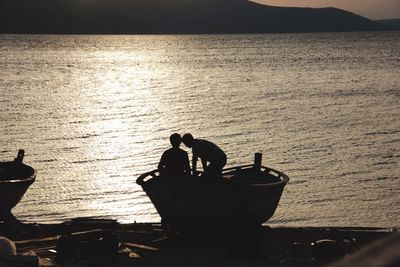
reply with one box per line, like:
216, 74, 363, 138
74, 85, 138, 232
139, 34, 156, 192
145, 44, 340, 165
169, 133, 182, 148
182, 133, 194, 148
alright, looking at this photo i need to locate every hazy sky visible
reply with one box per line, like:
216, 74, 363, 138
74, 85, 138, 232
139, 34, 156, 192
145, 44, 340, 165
252, 0, 400, 19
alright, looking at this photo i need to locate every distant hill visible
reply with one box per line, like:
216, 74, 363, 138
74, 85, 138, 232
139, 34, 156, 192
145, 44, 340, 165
0, 0, 387, 33
376, 19, 400, 30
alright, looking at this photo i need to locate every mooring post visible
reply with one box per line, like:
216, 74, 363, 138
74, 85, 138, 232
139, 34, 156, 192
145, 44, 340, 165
14, 149, 24, 163
254, 152, 262, 171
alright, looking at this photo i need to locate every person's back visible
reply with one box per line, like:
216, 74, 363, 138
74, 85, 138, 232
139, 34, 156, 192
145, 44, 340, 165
159, 147, 190, 175
192, 139, 226, 163
182, 133, 227, 177
158, 133, 190, 176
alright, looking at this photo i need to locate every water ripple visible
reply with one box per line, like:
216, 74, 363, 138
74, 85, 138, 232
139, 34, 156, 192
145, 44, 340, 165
2, 32, 399, 227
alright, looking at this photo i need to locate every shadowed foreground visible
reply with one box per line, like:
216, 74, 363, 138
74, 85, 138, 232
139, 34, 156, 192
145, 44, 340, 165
0, 219, 398, 267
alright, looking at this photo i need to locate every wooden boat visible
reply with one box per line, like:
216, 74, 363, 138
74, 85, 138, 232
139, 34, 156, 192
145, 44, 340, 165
0, 150, 36, 221
137, 153, 289, 230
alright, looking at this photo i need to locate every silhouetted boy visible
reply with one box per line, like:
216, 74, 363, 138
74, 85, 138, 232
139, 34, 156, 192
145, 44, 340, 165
158, 133, 190, 176
182, 133, 227, 177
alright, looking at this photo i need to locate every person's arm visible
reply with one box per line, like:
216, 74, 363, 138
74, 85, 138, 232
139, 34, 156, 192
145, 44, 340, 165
158, 152, 165, 170
201, 158, 208, 171
184, 153, 191, 174
192, 153, 197, 175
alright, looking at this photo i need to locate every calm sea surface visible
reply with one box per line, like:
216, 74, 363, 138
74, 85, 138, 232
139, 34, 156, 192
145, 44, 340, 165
1, 32, 399, 227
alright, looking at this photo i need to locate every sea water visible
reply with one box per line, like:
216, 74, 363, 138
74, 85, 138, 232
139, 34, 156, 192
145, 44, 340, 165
1, 32, 399, 227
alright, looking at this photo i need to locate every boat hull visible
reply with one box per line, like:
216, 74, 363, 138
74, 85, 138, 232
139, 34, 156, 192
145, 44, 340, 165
137, 164, 289, 229
0, 161, 36, 216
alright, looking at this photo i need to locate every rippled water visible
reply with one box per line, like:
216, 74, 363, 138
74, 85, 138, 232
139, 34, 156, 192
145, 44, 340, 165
1, 32, 399, 227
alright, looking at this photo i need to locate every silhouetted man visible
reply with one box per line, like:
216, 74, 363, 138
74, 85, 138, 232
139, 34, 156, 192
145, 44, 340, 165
182, 133, 227, 177
158, 133, 190, 176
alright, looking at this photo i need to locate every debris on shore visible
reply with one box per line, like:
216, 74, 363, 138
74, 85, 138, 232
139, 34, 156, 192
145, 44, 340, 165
1, 218, 398, 267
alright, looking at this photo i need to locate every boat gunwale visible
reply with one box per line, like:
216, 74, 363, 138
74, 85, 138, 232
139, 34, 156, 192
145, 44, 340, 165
137, 164, 289, 187
223, 164, 289, 186
0, 163, 36, 184
0, 172, 36, 184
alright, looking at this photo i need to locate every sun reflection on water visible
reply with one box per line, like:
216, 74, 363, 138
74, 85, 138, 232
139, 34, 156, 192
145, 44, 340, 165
65, 47, 185, 222
4, 34, 399, 226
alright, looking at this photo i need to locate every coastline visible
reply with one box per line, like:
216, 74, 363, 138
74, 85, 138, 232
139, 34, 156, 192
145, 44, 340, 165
1, 218, 398, 267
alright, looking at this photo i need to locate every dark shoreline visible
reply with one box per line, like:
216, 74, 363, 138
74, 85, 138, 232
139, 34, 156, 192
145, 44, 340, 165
1, 219, 398, 267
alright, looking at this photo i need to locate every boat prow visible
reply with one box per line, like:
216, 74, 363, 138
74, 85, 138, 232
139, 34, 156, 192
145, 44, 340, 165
0, 150, 36, 221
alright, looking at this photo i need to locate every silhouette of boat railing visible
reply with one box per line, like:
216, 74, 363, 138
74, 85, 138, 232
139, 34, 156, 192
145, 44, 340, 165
137, 153, 289, 230
0, 150, 36, 222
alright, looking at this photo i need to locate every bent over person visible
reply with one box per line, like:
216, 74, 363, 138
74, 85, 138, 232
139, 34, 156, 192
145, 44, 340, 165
182, 133, 227, 177
158, 133, 190, 176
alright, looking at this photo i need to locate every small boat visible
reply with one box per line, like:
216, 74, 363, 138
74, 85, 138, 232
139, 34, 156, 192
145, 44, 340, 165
137, 153, 289, 230
0, 150, 36, 221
